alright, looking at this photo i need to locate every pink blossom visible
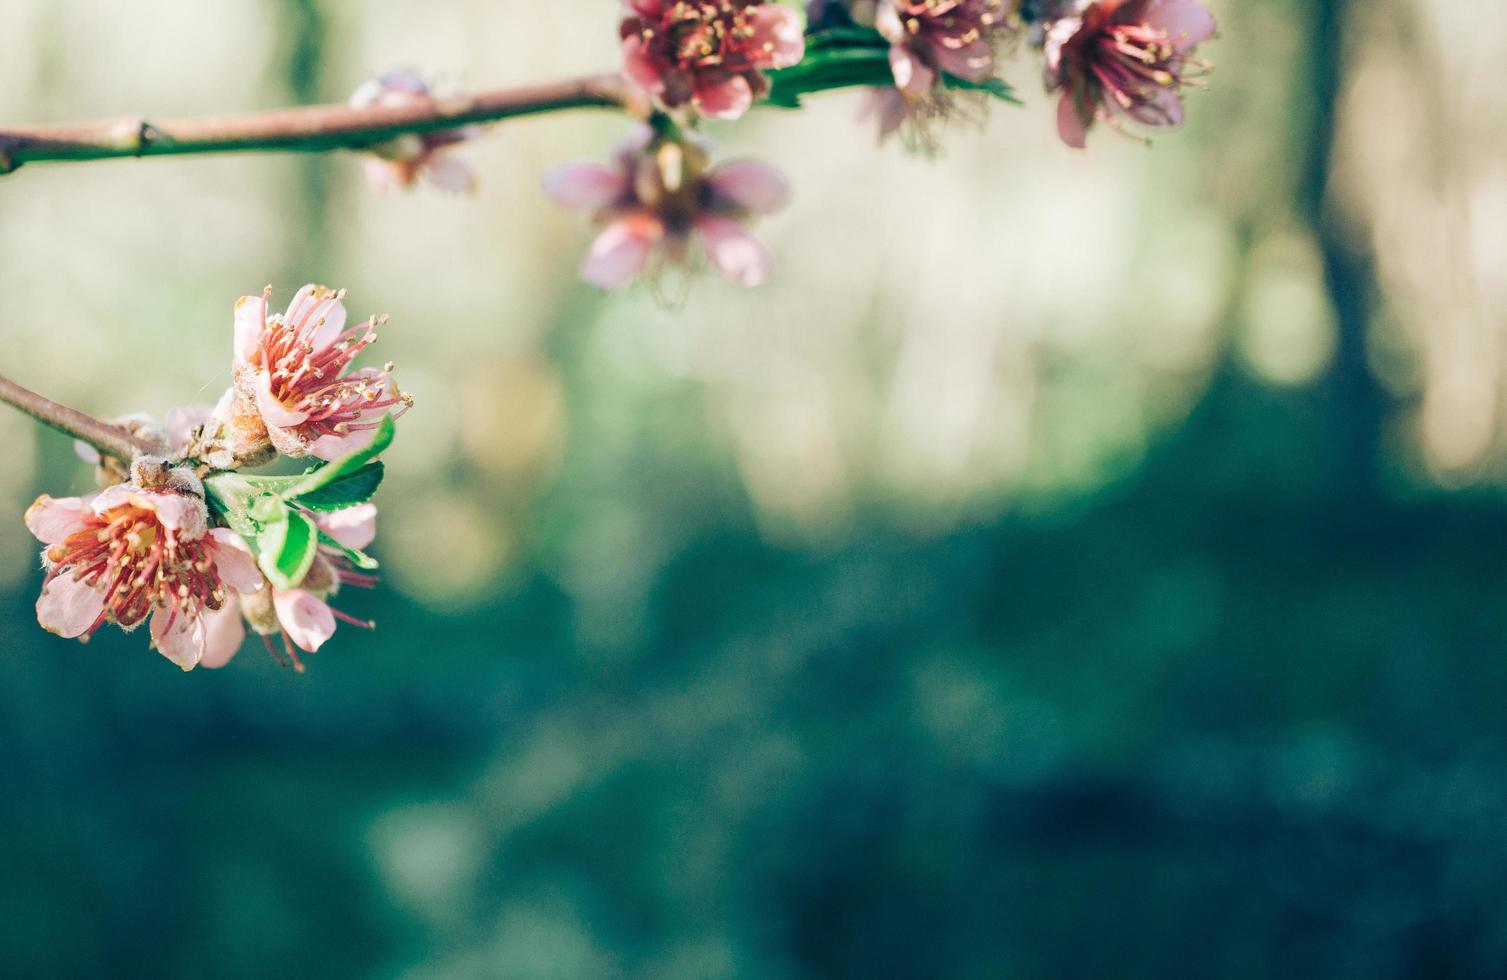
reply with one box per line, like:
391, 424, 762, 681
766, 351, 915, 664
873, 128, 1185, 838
231, 284, 411, 461
25, 465, 263, 670
201, 506, 378, 672
1042, 0, 1215, 148
848, 0, 1016, 144
543, 128, 789, 288
876, 0, 1014, 96
348, 71, 481, 193
619, 0, 805, 120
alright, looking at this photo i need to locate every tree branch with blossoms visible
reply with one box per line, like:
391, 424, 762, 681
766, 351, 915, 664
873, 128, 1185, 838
0, 74, 638, 173
1, 0, 1217, 673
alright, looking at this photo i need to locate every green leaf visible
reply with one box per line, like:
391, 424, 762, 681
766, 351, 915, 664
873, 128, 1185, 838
204, 473, 263, 540
293, 462, 385, 512
804, 25, 886, 50
284, 414, 395, 500
316, 529, 379, 571
235, 474, 306, 494
256, 507, 319, 591
764, 30, 1019, 109
765, 46, 895, 107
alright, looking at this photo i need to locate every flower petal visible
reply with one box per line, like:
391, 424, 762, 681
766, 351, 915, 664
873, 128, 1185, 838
255, 371, 311, 428
166, 403, 214, 448
931, 38, 994, 82
749, 4, 805, 69
150, 606, 205, 670
208, 529, 266, 594
314, 503, 377, 551
348, 77, 386, 109
695, 216, 774, 287
1144, 0, 1216, 52
273, 589, 337, 653
308, 426, 380, 462
542, 163, 630, 209
1123, 85, 1184, 128
875, 0, 905, 42
233, 292, 267, 366
693, 76, 754, 120
621, 36, 666, 94
89, 484, 134, 516
36, 576, 107, 639
1056, 90, 1090, 148
581, 215, 660, 289
363, 158, 407, 193
423, 154, 477, 194
889, 46, 936, 97
1042, 17, 1083, 75
287, 285, 348, 350
25, 495, 89, 545
857, 87, 912, 142
198, 603, 247, 668
707, 160, 790, 214
135, 490, 208, 538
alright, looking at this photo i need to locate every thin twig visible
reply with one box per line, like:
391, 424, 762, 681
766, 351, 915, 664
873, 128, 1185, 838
0, 73, 637, 173
0, 373, 157, 460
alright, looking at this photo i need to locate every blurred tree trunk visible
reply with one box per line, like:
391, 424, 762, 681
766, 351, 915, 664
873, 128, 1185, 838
1301, 0, 1388, 496
273, 0, 338, 277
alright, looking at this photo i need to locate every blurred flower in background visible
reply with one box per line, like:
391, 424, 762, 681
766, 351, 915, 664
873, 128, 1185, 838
619, 0, 805, 119
543, 125, 790, 287
348, 69, 481, 193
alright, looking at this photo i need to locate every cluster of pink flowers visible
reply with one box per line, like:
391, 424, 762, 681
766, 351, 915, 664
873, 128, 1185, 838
333, 1, 1211, 291
537, 0, 1210, 286
25, 286, 404, 671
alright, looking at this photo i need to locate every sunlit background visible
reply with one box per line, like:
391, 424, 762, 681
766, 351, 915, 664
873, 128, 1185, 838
4, 0, 1507, 976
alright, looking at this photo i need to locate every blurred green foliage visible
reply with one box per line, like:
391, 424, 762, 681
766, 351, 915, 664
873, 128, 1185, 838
8, 371, 1507, 978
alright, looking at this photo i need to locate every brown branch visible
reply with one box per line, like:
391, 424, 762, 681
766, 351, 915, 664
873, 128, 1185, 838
0, 373, 158, 460
0, 73, 637, 173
